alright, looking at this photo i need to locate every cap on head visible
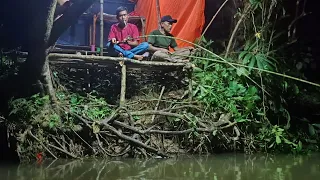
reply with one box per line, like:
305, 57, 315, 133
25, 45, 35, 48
160, 15, 177, 23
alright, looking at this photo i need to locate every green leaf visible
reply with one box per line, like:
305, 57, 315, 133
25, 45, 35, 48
276, 136, 281, 144
248, 41, 258, 51
239, 51, 248, 60
49, 121, 55, 129
268, 142, 275, 148
308, 124, 316, 136
297, 141, 302, 150
256, 55, 264, 70
70, 96, 78, 105
212, 130, 217, 136
236, 67, 249, 76
282, 81, 288, 91
312, 124, 320, 129
248, 56, 256, 71
133, 116, 140, 121
193, 67, 203, 72
236, 119, 248, 123
92, 123, 100, 134
293, 85, 300, 95
243, 53, 252, 64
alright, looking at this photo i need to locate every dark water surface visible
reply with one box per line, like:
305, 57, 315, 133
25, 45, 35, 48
1, 153, 320, 180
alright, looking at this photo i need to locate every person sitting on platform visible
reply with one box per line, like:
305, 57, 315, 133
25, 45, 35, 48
147, 15, 194, 62
106, 6, 149, 60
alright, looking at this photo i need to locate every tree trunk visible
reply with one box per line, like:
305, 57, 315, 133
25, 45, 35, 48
0, 0, 96, 107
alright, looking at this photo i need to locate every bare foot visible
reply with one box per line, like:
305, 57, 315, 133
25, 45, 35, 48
118, 53, 124, 57
133, 55, 144, 61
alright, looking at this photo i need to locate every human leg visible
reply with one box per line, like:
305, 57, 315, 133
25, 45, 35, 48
106, 42, 136, 59
150, 49, 190, 63
171, 47, 194, 62
129, 42, 149, 55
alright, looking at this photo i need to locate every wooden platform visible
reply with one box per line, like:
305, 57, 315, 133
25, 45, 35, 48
48, 51, 193, 106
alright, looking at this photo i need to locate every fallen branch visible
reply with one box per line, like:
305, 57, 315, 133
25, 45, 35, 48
28, 130, 58, 159
130, 110, 184, 119
72, 129, 95, 153
113, 120, 237, 135
48, 143, 78, 159
101, 107, 122, 124
101, 123, 169, 158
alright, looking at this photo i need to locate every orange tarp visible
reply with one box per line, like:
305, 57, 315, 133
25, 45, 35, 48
134, 0, 205, 48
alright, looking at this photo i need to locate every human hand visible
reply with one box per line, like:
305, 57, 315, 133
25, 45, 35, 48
123, 36, 134, 43
111, 38, 119, 44
160, 48, 171, 54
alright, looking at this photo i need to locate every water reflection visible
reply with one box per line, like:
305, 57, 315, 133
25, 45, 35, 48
1, 153, 320, 180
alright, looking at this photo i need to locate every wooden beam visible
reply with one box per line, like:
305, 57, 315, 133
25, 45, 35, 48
120, 63, 127, 107
48, 53, 192, 67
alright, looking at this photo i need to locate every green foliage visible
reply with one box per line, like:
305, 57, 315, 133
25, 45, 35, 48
57, 92, 112, 121
239, 40, 277, 71
8, 91, 113, 132
9, 94, 50, 122
192, 61, 261, 123
257, 125, 303, 153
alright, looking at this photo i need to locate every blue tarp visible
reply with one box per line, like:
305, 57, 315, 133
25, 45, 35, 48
57, 0, 135, 46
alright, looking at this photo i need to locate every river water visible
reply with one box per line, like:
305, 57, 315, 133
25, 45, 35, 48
1, 153, 319, 180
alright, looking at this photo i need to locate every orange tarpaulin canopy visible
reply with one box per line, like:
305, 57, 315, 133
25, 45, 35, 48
134, 0, 205, 48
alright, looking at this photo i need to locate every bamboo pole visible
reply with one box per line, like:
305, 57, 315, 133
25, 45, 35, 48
156, 0, 161, 29
48, 53, 190, 67
120, 63, 127, 107
93, 15, 97, 47
100, 0, 104, 56
89, 24, 92, 45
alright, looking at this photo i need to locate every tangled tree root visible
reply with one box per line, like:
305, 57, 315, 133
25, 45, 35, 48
6, 91, 241, 161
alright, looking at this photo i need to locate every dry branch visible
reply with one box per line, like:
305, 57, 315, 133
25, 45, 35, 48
120, 64, 127, 106
28, 130, 58, 159
100, 123, 169, 157
113, 120, 237, 135
225, 4, 251, 58
151, 86, 165, 123
130, 110, 184, 119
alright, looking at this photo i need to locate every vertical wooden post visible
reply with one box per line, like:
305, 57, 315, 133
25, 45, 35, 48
120, 63, 127, 107
89, 25, 92, 46
156, 0, 161, 29
140, 18, 147, 41
93, 15, 97, 47
100, 0, 104, 56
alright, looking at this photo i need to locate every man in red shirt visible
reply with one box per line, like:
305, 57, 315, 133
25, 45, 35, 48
107, 6, 149, 60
